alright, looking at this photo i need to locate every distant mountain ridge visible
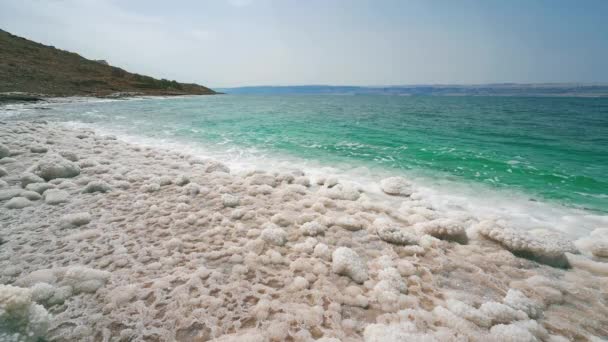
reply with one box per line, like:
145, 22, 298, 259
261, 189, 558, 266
0, 29, 217, 97
217, 84, 608, 97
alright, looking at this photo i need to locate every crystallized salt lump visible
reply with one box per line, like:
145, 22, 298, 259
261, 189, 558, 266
380, 176, 412, 196
0, 284, 52, 342
222, 193, 240, 207
43, 189, 69, 205
419, 218, 468, 243
331, 247, 368, 283
0, 143, 10, 159
20, 172, 44, 188
30, 153, 80, 181
260, 224, 287, 246
0, 188, 23, 201
375, 218, 418, 245
5, 196, 33, 209
300, 220, 327, 236
61, 212, 92, 227
477, 220, 573, 267
82, 180, 112, 193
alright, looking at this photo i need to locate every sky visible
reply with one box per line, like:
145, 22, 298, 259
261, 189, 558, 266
1, 0, 607, 88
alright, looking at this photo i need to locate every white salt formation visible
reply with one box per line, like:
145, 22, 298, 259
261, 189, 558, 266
30, 153, 80, 180
0, 284, 51, 342
0, 121, 606, 341
332, 247, 369, 283
380, 176, 412, 196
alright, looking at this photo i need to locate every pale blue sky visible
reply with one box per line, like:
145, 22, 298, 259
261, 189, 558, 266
1, 0, 607, 87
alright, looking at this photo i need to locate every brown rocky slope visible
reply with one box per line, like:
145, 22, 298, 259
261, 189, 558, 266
0, 29, 217, 98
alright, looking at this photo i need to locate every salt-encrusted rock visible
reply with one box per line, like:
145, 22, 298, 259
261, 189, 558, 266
490, 323, 536, 342
300, 221, 327, 236
156, 176, 172, 186
59, 151, 78, 161
320, 183, 361, 201
420, 218, 468, 243
270, 213, 293, 227
21, 191, 42, 201
375, 219, 418, 245
477, 221, 572, 267
63, 266, 111, 294
247, 173, 278, 187
503, 289, 542, 319
5, 197, 33, 209
0, 143, 10, 159
380, 176, 412, 196
20, 172, 45, 188
174, 175, 190, 186
294, 176, 310, 187
332, 247, 368, 283
184, 182, 200, 195
0, 284, 52, 341
61, 212, 92, 227
43, 189, 69, 205
313, 243, 331, 260
260, 226, 287, 246
0, 166, 6, 177
31, 154, 80, 181
25, 182, 55, 194
446, 299, 492, 328
590, 242, 608, 258
335, 216, 364, 231
0, 188, 22, 201
82, 180, 111, 194
198, 159, 230, 173
30, 145, 48, 153
293, 238, 318, 254
222, 194, 239, 208
141, 183, 160, 193
479, 301, 528, 325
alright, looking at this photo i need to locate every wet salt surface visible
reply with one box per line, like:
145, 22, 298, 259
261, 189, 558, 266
0, 120, 607, 341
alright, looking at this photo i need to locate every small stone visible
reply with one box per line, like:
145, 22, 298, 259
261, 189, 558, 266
261, 226, 288, 246
59, 151, 79, 161
61, 212, 92, 227
0, 144, 10, 159
0, 167, 7, 177
30, 145, 48, 153
332, 247, 368, 284
5, 197, 33, 209
20, 172, 45, 188
32, 154, 80, 180
0, 188, 22, 201
82, 180, 111, 194
222, 194, 239, 208
25, 182, 55, 194
44, 189, 69, 205
380, 177, 412, 196
21, 190, 42, 201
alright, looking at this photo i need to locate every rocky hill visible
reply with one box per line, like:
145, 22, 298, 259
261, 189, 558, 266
0, 29, 217, 98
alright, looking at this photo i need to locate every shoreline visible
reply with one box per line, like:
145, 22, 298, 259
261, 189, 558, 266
1, 120, 607, 341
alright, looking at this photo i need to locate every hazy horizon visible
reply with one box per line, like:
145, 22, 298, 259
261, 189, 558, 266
1, 0, 607, 87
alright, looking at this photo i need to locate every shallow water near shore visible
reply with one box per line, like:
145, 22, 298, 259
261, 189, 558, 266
2, 95, 607, 237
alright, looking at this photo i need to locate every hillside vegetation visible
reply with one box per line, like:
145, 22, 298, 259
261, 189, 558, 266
0, 29, 216, 97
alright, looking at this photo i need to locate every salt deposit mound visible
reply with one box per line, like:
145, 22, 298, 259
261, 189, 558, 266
0, 121, 606, 341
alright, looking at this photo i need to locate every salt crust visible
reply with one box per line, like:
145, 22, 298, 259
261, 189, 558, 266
0, 121, 606, 341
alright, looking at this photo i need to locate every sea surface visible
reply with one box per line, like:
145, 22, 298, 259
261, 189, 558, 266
2, 95, 607, 237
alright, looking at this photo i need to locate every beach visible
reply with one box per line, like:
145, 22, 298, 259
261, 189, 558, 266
1, 119, 607, 341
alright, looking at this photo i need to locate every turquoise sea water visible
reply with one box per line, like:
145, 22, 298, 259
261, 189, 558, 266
3, 95, 608, 214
